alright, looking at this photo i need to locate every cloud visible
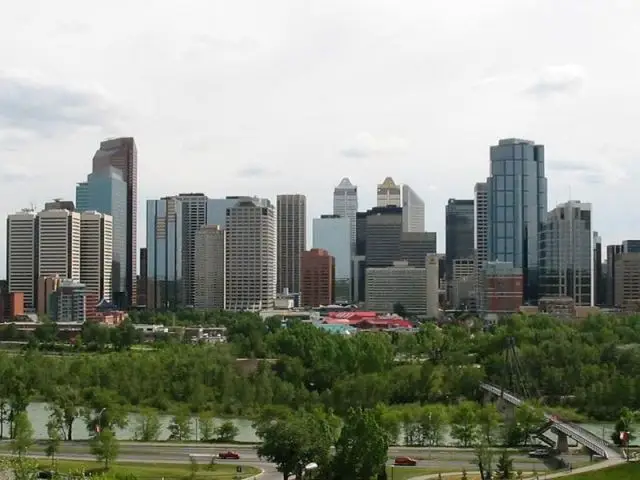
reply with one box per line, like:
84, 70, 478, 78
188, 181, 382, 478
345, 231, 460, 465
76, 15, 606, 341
524, 64, 586, 97
548, 159, 626, 186
548, 160, 595, 173
341, 132, 409, 158
0, 70, 117, 136
236, 166, 278, 178
0, 162, 40, 183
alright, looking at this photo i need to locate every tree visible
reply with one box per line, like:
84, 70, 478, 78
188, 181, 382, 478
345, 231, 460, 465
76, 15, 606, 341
133, 408, 161, 442
45, 417, 62, 466
198, 412, 215, 442
478, 404, 502, 446
90, 427, 119, 469
450, 402, 479, 447
419, 405, 449, 446
495, 450, 514, 479
475, 443, 493, 480
215, 420, 239, 442
504, 403, 545, 447
461, 469, 469, 480
168, 410, 192, 441
10, 412, 34, 458
51, 386, 82, 441
393, 303, 407, 318
332, 408, 389, 480
612, 407, 636, 446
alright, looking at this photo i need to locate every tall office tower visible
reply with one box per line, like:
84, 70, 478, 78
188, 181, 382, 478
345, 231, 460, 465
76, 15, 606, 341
365, 206, 403, 268
377, 177, 401, 207
445, 199, 474, 279
402, 184, 425, 232
399, 232, 437, 267
80, 212, 113, 317
622, 240, 640, 253
488, 138, 547, 302
45, 199, 75, 211
6, 210, 38, 311
138, 247, 147, 306
474, 182, 489, 267
355, 211, 368, 256
313, 215, 351, 302
38, 209, 81, 281
146, 197, 183, 310
300, 249, 335, 307
606, 244, 623, 306
276, 194, 306, 294
539, 201, 592, 306
92, 137, 137, 306
225, 198, 276, 311
333, 178, 358, 253
194, 225, 226, 309
592, 232, 604, 306
76, 167, 127, 299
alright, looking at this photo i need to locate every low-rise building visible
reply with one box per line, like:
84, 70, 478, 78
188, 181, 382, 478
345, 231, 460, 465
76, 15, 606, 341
365, 261, 427, 314
49, 280, 86, 323
478, 261, 523, 315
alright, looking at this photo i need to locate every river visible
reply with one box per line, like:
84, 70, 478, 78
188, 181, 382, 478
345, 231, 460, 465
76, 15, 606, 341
13, 403, 630, 446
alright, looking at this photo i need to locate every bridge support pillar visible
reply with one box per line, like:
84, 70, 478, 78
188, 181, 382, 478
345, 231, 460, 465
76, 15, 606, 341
556, 432, 569, 453
483, 391, 492, 405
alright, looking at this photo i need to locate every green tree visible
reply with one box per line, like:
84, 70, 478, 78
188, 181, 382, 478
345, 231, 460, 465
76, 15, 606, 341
495, 450, 514, 479
475, 443, 493, 480
133, 408, 161, 442
612, 407, 636, 446
51, 386, 82, 441
450, 402, 479, 447
332, 408, 389, 480
198, 412, 215, 442
419, 404, 449, 446
10, 411, 34, 458
478, 404, 502, 446
168, 410, 192, 441
90, 427, 120, 469
215, 420, 239, 442
45, 417, 62, 466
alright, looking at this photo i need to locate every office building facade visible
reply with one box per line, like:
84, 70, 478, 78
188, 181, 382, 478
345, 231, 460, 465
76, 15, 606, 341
6, 210, 38, 311
92, 137, 138, 306
225, 198, 277, 311
365, 206, 403, 268
487, 138, 547, 302
49, 279, 86, 323
399, 232, 437, 267
300, 248, 335, 307
377, 177, 402, 207
479, 261, 524, 314
332, 178, 358, 253
276, 194, 306, 294
80, 212, 113, 318
445, 199, 474, 278
38, 209, 81, 282
194, 225, 226, 310
402, 184, 425, 232
312, 215, 351, 302
366, 261, 427, 314
614, 253, 640, 309
474, 182, 489, 267
593, 232, 604, 306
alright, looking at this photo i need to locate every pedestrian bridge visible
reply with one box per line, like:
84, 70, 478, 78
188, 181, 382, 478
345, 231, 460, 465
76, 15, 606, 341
480, 382, 616, 459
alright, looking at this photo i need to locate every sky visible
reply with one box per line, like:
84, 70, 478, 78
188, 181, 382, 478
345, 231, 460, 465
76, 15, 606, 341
1, 0, 639, 273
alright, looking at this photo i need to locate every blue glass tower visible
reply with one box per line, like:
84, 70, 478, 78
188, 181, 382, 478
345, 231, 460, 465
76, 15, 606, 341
487, 138, 548, 303
76, 167, 127, 298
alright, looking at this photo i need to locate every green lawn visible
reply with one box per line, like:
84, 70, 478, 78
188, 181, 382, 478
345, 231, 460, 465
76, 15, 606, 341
40, 459, 259, 479
387, 466, 457, 480
566, 462, 640, 479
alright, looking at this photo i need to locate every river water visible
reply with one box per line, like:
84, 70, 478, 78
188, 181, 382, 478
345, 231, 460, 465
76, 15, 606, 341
13, 403, 630, 446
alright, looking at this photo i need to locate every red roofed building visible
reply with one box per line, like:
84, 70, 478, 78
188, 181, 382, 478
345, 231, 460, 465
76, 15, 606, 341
324, 311, 412, 330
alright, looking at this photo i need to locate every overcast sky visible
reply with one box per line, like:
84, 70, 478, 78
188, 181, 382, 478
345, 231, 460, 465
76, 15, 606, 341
0, 0, 638, 272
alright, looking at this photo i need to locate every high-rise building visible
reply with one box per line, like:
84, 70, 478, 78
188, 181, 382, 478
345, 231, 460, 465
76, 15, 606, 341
38, 209, 81, 282
194, 224, 226, 310
6, 210, 38, 311
377, 177, 401, 207
365, 206, 403, 268
49, 279, 86, 322
355, 211, 368, 256
366, 260, 428, 314
445, 199, 474, 279
593, 232, 604, 306
399, 232, 437, 267
487, 138, 548, 302
37, 275, 62, 316
333, 178, 358, 253
474, 182, 489, 267
92, 137, 137, 306
276, 194, 306, 294
614, 253, 640, 309
622, 240, 640, 253
225, 198, 276, 311
313, 215, 351, 302
138, 247, 147, 306
80, 211, 113, 317
539, 201, 592, 306
76, 167, 127, 299
146, 197, 183, 309
300, 249, 335, 307
606, 244, 623, 306
402, 184, 425, 232
45, 199, 75, 211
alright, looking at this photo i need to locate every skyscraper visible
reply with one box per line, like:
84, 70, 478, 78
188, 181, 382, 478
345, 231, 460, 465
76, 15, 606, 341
80, 211, 113, 315
445, 199, 474, 279
38, 209, 82, 282
593, 232, 604, 306
76, 167, 127, 298
402, 184, 425, 232
92, 137, 137, 306
194, 224, 226, 309
146, 197, 183, 309
313, 215, 351, 302
225, 198, 276, 311
539, 201, 592, 306
333, 178, 357, 253
7, 210, 38, 311
276, 194, 306, 294
606, 244, 623, 306
474, 182, 489, 267
377, 177, 401, 207
488, 138, 548, 302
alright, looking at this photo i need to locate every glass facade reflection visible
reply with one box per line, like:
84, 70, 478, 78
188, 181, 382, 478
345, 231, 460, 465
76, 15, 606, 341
487, 138, 547, 302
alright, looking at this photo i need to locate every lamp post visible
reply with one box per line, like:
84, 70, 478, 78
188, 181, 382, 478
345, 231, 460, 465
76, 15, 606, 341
96, 408, 107, 434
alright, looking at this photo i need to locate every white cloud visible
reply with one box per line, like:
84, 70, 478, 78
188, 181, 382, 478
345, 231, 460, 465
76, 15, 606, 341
341, 132, 409, 158
524, 64, 586, 97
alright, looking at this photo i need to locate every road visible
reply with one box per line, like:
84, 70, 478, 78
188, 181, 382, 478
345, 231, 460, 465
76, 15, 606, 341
0, 441, 598, 479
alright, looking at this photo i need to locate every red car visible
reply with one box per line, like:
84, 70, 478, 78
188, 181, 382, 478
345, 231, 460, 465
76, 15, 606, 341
394, 456, 417, 466
218, 451, 240, 460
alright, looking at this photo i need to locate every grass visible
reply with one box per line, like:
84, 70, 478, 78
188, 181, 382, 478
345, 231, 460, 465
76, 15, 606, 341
562, 461, 640, 479
40, 459, 260, 479
386, 466, 457, 480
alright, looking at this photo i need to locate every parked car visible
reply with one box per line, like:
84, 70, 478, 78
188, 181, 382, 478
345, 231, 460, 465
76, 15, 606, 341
394, 456, 417, 466
218, 450, 241, 459
528, 448, 551, 458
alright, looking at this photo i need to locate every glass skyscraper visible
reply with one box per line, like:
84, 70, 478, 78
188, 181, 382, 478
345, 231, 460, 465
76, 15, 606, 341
76, 167, 127, 297
487, 138, 548, 302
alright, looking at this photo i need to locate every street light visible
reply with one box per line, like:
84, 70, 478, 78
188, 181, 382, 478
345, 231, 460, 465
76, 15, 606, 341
96, 408, 107, 434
